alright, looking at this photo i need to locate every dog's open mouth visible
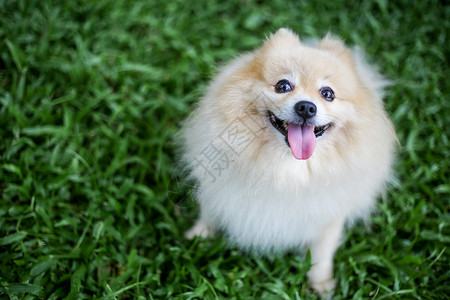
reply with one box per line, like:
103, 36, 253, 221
268, 110, 331, 160
268, 111, 331, 139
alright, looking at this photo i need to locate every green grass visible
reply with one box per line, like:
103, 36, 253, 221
0, 0, 448, 299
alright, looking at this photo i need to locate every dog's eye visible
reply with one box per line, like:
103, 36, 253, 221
275, 79, 293, 93
319, 86, 335, 101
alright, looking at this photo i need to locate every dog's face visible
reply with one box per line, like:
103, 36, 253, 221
209, 28, 385, 170
237, 29, 374, 161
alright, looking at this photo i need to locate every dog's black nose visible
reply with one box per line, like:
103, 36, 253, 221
294, 101, 317, 120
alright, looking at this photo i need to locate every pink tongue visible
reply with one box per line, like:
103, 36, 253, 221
287, 124, 317, 160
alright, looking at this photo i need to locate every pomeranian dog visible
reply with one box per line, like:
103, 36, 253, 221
182, 28, 396, 296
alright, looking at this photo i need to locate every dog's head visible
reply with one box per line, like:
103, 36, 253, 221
235, 28, 383, 161
184, 28, 394, 188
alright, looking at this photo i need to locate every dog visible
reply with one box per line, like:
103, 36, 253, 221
181, 28, 396, 297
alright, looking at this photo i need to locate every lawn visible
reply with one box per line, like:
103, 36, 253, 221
0, 0, 448, 299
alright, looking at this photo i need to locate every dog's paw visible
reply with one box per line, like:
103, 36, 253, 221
184, 219, 215, 239
308, 262, 335, 299
310, 278, 336, 299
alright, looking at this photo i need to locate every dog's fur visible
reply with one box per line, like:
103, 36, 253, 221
182, 28, 396, 296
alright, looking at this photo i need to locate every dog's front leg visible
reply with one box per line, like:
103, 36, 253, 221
307, 218, 345, 298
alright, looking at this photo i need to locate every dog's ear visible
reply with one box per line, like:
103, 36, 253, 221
261, 28, 301, 50
316, 34, 354, 64
270, 28, 300, 41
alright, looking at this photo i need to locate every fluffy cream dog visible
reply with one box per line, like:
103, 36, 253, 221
182, 28, 396, 296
